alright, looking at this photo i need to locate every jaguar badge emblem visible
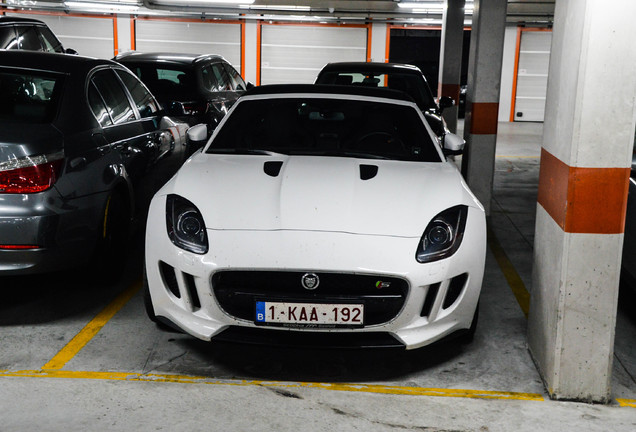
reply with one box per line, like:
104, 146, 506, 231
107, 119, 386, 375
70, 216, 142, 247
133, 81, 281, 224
301, 273, 319, 290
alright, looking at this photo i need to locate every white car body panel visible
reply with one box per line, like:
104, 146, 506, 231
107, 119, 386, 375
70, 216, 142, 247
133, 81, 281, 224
145, 90, 487, 350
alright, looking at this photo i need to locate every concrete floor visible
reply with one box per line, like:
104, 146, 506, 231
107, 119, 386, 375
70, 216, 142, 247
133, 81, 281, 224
1, 121, 635, 431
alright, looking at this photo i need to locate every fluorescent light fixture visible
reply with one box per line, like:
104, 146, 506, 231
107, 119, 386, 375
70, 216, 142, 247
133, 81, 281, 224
239, 4, 309, 11
64, 1, 140, 11
398, 1, 443, 8
161, 0, 255, 4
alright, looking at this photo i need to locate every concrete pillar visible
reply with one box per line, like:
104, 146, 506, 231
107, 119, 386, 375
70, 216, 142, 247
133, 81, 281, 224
437, 0, 465, 133
243, 20, 259, 85
460, 0, 507, 215
527, 0, 636, 403
115, 15, 133, 55
369, 22, 387, 63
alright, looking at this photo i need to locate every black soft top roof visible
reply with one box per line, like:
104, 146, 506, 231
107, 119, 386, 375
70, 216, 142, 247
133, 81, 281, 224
244, 84, 416, 104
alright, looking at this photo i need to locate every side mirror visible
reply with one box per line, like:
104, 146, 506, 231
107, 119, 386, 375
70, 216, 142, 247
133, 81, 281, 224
443, 133, 464, 155
438, 96, 455, 112
187, 123, 208, 143
65, 48, 78, 55
246, 81, 255, 90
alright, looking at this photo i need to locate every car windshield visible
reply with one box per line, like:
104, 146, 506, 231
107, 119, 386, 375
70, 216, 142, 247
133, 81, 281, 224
317, 71, 436, 112
207, 97, 441, 162
0, 69, 62, 123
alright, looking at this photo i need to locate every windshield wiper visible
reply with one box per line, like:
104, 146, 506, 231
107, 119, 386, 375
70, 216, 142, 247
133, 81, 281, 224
207, 148, 288, 156
293, 150, 391, 160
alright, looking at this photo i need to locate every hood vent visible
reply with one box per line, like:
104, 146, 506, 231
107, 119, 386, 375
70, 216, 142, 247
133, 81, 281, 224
263, 161, 283, 177
360, 164, 378, 181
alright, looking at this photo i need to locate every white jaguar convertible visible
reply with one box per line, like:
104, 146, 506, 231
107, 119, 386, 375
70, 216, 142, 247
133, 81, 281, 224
144, 85, 486, 350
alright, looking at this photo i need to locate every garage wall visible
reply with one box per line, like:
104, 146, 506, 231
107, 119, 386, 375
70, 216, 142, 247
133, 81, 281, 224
134, 18, 242, 69
259, 23, 369, 85
511, 28, 552, 122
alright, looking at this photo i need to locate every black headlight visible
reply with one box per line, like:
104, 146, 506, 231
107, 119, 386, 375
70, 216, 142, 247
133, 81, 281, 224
416, 205, 468, 263
166, 194, 208, 254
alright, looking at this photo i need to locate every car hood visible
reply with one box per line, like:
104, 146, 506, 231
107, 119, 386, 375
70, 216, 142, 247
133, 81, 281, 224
167, 154, 482, 238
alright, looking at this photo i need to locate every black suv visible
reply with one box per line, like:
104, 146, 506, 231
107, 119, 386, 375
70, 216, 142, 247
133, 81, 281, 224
0, 51, 189, 275
316, 62, 453, 138
115, 52, 250, 137
0, 16, 75, 54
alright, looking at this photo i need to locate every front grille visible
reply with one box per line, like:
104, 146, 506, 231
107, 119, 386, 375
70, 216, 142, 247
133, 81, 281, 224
212, 271, 409, 326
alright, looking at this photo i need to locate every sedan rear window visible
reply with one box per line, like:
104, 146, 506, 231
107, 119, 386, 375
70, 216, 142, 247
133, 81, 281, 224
0, 70, 62, 123
208, 97, 441, 162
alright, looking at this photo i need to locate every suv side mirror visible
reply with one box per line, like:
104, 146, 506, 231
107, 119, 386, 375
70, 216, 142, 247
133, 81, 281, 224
443, 132, 464, 155
246, 81, 255, 90
65, 48, 78, 55
438, 96, 455, 112
187, 123, 208, 143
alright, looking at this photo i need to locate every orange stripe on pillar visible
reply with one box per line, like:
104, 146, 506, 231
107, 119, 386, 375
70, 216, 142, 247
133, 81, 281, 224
437, 83, 460, 102
537, 148, 630, 234
470, 102, 499, 135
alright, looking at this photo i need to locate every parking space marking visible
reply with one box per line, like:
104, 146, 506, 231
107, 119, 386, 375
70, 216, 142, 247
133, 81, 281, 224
41, 280, 141, 370
617, 399, 636, 408
487, 226, 531, 317
0, 369, 545, 402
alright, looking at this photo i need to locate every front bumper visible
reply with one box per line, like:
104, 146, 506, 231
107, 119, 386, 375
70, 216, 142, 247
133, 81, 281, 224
145, 197, 486, 350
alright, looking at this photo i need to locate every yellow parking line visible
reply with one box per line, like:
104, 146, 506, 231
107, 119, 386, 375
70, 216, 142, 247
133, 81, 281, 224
617, 399, 636, 408
487, 226, 531, 318
41, 280, 141, 370
0, 369, 544, 402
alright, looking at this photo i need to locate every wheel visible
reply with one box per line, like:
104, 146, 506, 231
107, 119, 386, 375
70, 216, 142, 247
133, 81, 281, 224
93, 191, 130, 283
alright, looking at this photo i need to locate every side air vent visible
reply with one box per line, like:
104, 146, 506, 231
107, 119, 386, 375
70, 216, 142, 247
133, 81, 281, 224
360, 164, 378, 180
264, 161, 283, 177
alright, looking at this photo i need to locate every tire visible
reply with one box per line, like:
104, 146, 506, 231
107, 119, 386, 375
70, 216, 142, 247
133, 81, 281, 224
94, 191, 130, 283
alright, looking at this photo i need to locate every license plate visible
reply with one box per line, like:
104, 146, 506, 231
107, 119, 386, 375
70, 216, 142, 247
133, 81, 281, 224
255, 301, 364, 327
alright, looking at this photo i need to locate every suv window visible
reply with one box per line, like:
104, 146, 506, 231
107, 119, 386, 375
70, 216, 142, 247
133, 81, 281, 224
0, 25, 18, 50
90, 69, 136, 125
223, 63, 246, 91
38, 26, 64, 53
115, 69, 159, 118
210, 63, 231, 91
15, 25, 43, 51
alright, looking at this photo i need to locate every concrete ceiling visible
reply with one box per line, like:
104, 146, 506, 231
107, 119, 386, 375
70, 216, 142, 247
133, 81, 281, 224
1, 0, 556, 25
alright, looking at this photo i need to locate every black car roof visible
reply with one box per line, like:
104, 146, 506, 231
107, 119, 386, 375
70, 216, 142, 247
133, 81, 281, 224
0, 16, 47, 25
245, 84, 416, 104
319, 62, 425, 76
114, 52, 225, 66
0, 50, 115, 74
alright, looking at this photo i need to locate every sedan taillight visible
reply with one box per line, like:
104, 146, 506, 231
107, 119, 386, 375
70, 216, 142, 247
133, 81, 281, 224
0, 152, 64, 194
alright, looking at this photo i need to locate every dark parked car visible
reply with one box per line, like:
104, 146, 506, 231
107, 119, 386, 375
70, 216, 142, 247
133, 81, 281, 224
315, 62, 454, 139
114, 52, 249, 138
0, 16, 75, 54
0, 51, 189, 275
622, 137, 636, 288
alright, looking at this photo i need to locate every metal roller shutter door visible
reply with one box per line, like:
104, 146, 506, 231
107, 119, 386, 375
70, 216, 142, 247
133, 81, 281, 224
260, 25, 368, 85
10, 13, 114, 58
513, 31, 552, 122
135, 20, 241, 69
